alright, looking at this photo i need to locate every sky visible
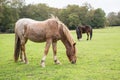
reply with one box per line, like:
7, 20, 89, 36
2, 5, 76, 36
26, 0, 120, 15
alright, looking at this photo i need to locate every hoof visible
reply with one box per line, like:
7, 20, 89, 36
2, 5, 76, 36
20, 60, 25, 63
54, 60, 61, 65
78, 39, 82, 41
41, 62, 45, 67
25, 61, 29, 64
41, 60, 45, 67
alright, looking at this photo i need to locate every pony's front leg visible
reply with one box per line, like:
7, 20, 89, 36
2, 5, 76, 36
87, 33, 89, 40
41, 39, 52, 67
52, 41, 61, 64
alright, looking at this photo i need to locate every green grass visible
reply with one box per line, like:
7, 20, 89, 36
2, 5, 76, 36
0, 27, 120, 80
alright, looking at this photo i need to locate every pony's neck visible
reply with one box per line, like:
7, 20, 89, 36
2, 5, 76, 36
62, 24, 74, 46
58, 22, 74, 50
61, 38, 72, 50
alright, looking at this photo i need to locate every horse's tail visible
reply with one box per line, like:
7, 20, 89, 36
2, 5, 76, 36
14, 33, 21, 62
90, 28, 93, 40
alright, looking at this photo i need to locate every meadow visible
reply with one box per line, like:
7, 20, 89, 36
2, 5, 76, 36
0, 27, 120, 80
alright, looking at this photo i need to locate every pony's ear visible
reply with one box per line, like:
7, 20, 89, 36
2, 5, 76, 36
55, 16, 60, 21
50, 14, 55, 19
73, 43, 76, 46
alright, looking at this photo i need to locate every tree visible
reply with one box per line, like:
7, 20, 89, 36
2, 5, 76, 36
117, 12, 120, 25
85, 9, 94, 26
107, 12, 120, 26
92, 8, 106, 28
20, 4, 50, 20
78, 6, 89, 25
68, 13, 80, 29
0, 2, 108, 32
59, 5, 82, 29
0, 0, 25, 32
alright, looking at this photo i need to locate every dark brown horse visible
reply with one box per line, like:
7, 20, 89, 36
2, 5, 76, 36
14, 15, 77, 67
76, 25, 92, 40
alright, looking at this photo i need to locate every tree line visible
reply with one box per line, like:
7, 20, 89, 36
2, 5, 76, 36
0, 0, 120, 33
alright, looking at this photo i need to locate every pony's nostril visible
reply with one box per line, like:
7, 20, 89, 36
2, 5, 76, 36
71, 61, 76, 64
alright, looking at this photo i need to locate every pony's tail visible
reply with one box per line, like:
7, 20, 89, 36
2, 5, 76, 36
90, 28, 93, 40
14, 33, 21, 62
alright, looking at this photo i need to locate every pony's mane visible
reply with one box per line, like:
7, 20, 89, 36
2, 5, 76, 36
50, 14, 56, 19
62, 23, 75, 46
49, 14, 75, 45
49, 14, 60, 21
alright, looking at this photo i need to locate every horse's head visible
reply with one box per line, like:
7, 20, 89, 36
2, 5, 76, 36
76, 26, 82, 41
66, 43, 77, 64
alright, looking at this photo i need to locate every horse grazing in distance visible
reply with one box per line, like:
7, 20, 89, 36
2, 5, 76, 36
76, 25, 93, 41
14, 15, 77, 67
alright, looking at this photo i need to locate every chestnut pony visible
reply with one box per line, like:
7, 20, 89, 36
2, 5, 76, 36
14, 15, 77, 67
76, 25, 92, 41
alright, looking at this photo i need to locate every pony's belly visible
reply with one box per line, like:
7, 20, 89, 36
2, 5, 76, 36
29, 38, 45, 42
28, 35, 46, 42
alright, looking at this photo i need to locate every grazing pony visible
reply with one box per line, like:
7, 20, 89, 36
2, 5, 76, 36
76, 25, 92, 40
14, 15, 77, 67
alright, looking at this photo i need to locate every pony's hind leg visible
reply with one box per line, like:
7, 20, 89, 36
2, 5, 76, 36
20, 38, 28, 64
52, 41, 61, 64
20, 51, 23, 62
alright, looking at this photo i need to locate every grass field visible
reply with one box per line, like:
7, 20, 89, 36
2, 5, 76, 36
0, 27, 120, 80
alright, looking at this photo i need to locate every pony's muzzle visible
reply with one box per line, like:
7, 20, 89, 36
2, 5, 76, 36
71, 60, 76, 64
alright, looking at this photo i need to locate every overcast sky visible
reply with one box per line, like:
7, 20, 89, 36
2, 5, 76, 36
26, 0, 120, 15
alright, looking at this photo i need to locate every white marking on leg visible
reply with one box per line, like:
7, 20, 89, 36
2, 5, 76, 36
54, 56, 57, 61
21, 53, 25, 63
54, 56, 61, 64
41, 55, 46, 67
41, 61, 45, 67
42, 55, 46, 61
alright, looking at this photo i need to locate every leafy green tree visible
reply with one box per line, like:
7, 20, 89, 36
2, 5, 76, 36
0, 2, 108, 32
68, 13, 80, 29
0, 0, 24, 32
59, 5, 81, 29
59, 9, 69, 27
117, 12, 120, 25
85, 9, 94, 26
92, 8, 106, 28
20, 4, 49, 20
78, 6, 89, 25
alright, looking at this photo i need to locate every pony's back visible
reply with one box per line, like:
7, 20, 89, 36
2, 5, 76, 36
15, 18, 37, 35
15, 18, 36, 29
